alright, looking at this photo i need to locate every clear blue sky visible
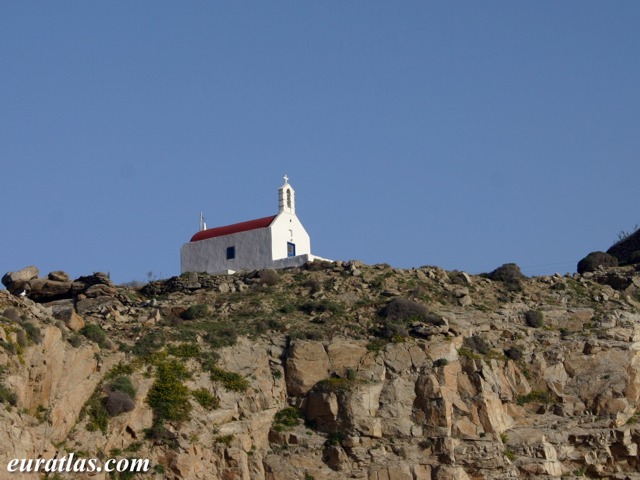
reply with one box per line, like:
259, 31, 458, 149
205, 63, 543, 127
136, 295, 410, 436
2, 2, 639, 284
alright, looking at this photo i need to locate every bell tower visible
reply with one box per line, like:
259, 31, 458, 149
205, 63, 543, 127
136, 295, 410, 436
278, 175, 295, 215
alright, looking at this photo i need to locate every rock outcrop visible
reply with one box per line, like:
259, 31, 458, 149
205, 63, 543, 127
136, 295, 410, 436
0, 261, 639, 479
2, 268, 119, 308
608, 228, 640, 266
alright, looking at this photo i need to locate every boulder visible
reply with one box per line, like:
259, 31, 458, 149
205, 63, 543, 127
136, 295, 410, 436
592, 271, 632, 291
457, 294, 472, 307
48, 271, 70, 282
322, 445, 349, 470
51, 305, 85, 332
326, 339, 367, 377
607, 229, 640, 265
73, 272, 114, 289
2, 266, 39, 295
305, 391, 339, 431
285, 341, 330, 396
2, 266, 39, 285
577, 251, 618, 274
27, 279, 73, 302
84, 284, 117, 298
65, 311, 85, 332
76, 296, 124, 315
367, 465, 413, 480
433, 466, 471, 480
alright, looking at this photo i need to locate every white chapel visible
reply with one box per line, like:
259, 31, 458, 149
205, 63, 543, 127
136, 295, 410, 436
181, 177, 325, 275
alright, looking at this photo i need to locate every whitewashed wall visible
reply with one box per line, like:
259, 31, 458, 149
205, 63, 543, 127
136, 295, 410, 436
270, 212, 311, 260
181, 227, 273, 274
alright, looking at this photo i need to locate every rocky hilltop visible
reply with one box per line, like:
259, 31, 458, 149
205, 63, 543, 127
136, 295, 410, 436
608, 229, 640, 267
1, 260, 640, 479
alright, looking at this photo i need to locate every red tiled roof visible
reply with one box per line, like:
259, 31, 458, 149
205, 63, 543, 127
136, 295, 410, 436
190, 215, 277, 242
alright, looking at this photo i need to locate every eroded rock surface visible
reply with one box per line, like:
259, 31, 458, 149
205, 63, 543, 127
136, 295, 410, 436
0, 262, 639, 479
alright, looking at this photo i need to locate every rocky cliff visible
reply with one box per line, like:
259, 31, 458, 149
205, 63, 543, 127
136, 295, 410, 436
608, 229, 640, 266
1, 261, 640, 479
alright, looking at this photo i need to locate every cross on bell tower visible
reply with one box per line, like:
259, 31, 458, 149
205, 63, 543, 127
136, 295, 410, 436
278, 175, 295, 214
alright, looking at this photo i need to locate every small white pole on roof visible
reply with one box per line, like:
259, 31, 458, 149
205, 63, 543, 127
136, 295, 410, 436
199, 211, 208, 231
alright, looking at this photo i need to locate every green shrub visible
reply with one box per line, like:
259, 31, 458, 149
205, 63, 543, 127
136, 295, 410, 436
559, 327, 571, 339
16, 330, 27, 347
83, 391, 110, 433
487, 263, 526, 291
366, 339, 387, 352
204, 326, 237, 349
253, 320, 269, 335
69, 335, 83, 348
104, 390, 135, 416
448, 271, 469, 285
303, 278, 322, 293
191, 388, 219, 410
0, 384, 18, 406
463, 335, 490, 355
214, 434, 234, 445
504, 449, 516, 461
304, 260, 333, 271
258, 269, 279, 286
0, 340, 16, 354
504, 346, 523, 361
81, 324, 108, 348
34, 404, 48, 423
54, 320, 68, 339
2, 308, 21, 323
144, 420, 178, 448
109, 376, 136, 398
376, 298, 444, 340
146, 360, 192, 422
167, 343, 201, 359
181, 304, 209, 320
628, 250, 640, 265
21, 322, 42, 345
458, 346, 482, 360
299, 299, 345, 316
315, 377, 353, 393
199, 352, 222, 373
208, 367, 250, 393
107, 362, 137, 379
324, 431, 345, 446
516, 390, 551, 406
279, 303, 296, 314
268, 319, 284, 331
380, 297, 431, 323
488, 263, 526, 282
129, 331, 165, 357
273, 407, 299, 430
433, 358, 449, 367
524, 310, 544, 328
288, 329, 326, 341
577, 251, 618, 273
377, 321, 408, 340
124, 442, 142, 453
